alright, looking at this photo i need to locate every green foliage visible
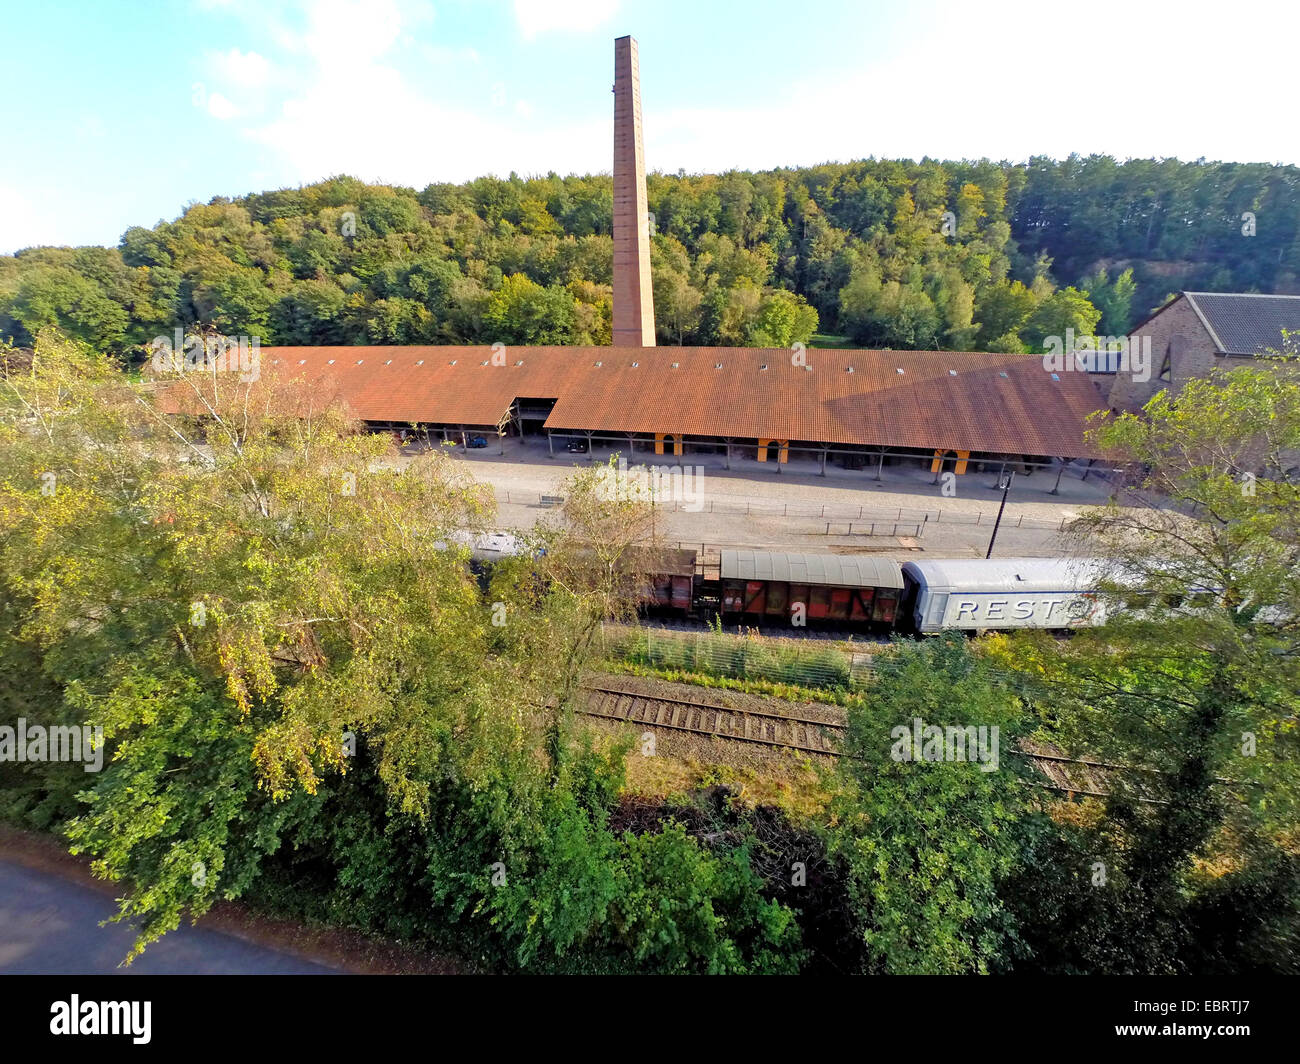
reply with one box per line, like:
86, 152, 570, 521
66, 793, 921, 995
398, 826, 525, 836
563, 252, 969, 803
830, 636, 1038, 974
1081, 266, 1138, 336
483, 273, 577, 345
0, 335, 800, 972
607, 626, 853, 691
990, 365, 1300, 972
10, 156, 1290, 358
608, 823, 802, 973
1021, 285, 1103, 351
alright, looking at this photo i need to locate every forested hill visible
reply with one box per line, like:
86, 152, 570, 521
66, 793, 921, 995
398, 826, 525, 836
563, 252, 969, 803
2, 155, 1297, 359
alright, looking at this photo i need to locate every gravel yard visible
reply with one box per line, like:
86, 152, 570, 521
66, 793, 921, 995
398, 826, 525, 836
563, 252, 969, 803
398, 435, 1120, 558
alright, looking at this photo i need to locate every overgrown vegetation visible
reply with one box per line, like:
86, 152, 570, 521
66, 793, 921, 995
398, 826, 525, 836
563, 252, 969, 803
0, 334, 800, 972
604, 624, 857, 692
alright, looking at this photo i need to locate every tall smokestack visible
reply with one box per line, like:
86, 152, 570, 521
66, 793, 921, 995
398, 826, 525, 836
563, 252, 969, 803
612, 35, 655, 347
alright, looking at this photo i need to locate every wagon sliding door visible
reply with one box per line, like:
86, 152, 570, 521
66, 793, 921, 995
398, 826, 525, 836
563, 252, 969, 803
849, 587, 875, 622
807, 585, 832, 620
764, 581, 788, 617
871, 588, 899, 625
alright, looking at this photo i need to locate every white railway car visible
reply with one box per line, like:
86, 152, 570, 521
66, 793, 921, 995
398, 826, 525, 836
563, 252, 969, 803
900, 557, 1119, 633
438, 530, 532, 563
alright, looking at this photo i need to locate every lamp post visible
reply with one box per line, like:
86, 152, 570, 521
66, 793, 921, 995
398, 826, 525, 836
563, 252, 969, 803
985, 469, 1014, 559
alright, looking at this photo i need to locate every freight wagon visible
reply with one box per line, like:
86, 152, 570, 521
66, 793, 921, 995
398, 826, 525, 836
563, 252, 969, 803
716, 550, 903, 630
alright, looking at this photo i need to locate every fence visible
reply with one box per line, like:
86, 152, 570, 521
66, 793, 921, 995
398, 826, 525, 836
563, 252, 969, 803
490, 489, 1082, 533
603, 623, 872, 691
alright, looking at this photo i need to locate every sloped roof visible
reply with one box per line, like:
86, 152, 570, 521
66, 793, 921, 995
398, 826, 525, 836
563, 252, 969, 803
722, 550, 904, 589
1183, 292, 1300, 355
235, 344, 1108, 458
541, 346, 1104, 455
259, 345, 588, 425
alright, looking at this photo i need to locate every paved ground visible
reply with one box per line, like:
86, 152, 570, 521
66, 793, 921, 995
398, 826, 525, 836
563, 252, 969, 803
0, 858, 337, 974
399, 435, 1123, 558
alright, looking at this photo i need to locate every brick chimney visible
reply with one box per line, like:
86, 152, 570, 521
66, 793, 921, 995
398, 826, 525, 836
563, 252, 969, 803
612, 35, 655, 347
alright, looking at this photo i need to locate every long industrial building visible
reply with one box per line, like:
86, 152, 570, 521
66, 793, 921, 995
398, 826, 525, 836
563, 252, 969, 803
257, 342, 1107, 471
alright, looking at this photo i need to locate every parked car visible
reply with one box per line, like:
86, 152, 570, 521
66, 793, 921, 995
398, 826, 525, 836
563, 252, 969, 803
467, 435, 488, 448
566, 438, 588, 453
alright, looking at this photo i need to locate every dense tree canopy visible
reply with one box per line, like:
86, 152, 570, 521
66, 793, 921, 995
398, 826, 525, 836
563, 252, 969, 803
3, 157, 1295, 359
0, 333, 801, 972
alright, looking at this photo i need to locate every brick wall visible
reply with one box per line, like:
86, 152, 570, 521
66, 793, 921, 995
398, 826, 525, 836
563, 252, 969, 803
1107, 296, 1217, 411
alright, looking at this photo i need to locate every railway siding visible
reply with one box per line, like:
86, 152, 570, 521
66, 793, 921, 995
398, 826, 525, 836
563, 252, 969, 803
583, 682, 843, 756
580, 677, 1176, 802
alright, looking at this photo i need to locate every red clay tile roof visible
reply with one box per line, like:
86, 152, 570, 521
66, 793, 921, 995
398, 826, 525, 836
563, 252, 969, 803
238, 344, 1108, 457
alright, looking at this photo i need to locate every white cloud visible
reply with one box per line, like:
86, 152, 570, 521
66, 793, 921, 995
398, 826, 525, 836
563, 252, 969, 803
206, 92, 240, 120
300, 0, 408, 65
230, 0, 607, 185
214, 47, 272, 87
513, 0, 619, 38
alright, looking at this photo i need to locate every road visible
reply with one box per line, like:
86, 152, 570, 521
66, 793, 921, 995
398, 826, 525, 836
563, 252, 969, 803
0, 858, 336, 974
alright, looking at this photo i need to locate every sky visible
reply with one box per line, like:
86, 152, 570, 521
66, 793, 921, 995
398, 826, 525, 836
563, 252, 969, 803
2, 0, 1298, 254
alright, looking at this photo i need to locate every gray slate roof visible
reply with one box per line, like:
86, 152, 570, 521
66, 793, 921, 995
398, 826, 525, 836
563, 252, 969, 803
1184, 292, 1300, 356
720, 550, 904, 589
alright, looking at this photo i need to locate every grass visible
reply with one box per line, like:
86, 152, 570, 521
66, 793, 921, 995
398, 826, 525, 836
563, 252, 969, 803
602, 731, 837, 819
602, 660, 862, 707
809, 333, 855, 349
605, 626, 859, 692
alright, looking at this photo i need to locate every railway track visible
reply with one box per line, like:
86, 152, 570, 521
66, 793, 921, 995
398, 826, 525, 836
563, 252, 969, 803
578, 682, 1180, 801
580, 683, 843, 755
